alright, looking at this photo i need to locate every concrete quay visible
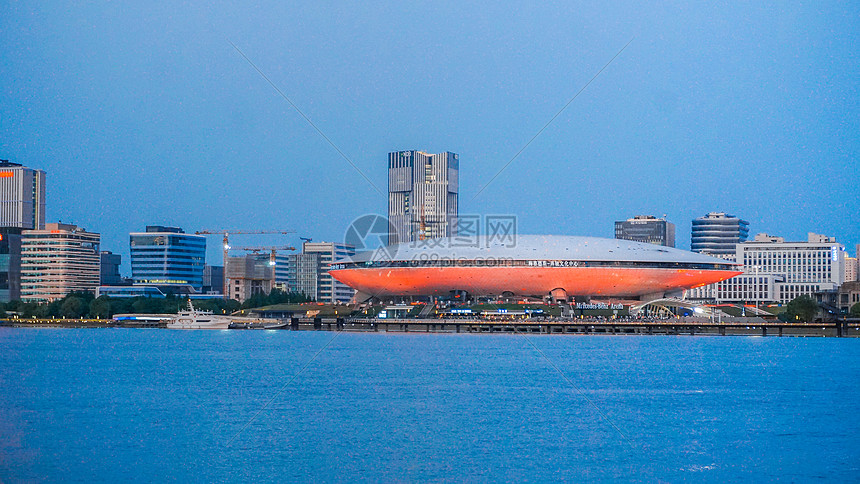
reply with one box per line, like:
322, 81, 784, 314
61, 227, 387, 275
283, 317, 860, 338
3, 318, 858, 337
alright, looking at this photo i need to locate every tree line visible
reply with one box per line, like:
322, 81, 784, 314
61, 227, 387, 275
777, 295, 860, 322
0, 288, 312, 319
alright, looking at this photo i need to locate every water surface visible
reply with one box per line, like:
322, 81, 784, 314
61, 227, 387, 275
1, 328, 857, 481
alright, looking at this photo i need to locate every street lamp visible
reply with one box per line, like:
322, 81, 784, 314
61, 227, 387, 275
752, 265, 761, 315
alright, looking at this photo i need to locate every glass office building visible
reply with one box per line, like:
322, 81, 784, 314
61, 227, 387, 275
615, 215, 676, 247
0, 228, 23, 302
129, 226, 206, 291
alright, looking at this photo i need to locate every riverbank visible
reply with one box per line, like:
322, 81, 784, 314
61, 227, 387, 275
2, 318, 858, 337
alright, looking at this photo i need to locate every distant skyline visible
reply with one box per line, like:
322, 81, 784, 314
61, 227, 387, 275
2, 1, 857, 272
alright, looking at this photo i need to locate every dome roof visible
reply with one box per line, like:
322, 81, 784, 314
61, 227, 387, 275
344, 235, 735, 266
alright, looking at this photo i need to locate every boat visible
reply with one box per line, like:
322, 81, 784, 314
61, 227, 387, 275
167, 301, 233, 330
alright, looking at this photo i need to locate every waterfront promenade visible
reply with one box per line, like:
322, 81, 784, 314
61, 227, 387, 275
3, 317, 858, 337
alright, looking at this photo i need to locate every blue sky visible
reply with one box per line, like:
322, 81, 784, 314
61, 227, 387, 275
1, 1, 857, 271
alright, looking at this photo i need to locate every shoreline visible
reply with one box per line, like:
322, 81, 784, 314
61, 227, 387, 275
2, 318, 858, 337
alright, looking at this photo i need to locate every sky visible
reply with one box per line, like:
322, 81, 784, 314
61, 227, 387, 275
1, 1, 857, 272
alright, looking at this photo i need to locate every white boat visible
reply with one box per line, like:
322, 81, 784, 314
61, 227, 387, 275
167, 301, 233, 330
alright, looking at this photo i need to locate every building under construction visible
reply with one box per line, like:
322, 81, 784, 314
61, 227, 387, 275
225, 254, 273, 303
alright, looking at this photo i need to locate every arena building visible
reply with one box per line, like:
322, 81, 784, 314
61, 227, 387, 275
329, 235, 741, 302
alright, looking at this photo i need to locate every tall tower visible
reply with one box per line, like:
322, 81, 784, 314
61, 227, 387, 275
691, 212, 749, 258
0, 160, 46, 230
0, 159, 46, 302
388, 150, 459, 244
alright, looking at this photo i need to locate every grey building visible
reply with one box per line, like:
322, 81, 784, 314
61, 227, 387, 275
275, 252, 321, 299
303, 242, 355, 304
202, 264, 224, 294
0, 160, 45, 302
100, 251, 122, 285
388, 150, 459, 244
0, 228, 23, 302
0, 160, 46, 230
614, 215, 676, 247
273, 242, 356, 303
691, 212, 749, 258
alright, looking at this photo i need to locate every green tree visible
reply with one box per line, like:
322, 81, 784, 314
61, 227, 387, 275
46, 300, 62, 318
89, 296, 112, 319
5, 300, 20, 313
239, 288, 312, 309
850, 303, 860, 318
783, 295, 819, 322
60, 296, 85, 318
35, 303, 53, 319
108, 297, 132, 315
19, 302, 38, 318
132, 297, 163, 314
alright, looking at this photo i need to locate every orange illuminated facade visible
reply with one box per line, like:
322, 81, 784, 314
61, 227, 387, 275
328, 235, 742, 300
330, 265, 741, 299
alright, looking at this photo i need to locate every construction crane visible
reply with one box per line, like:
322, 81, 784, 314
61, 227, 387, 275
194, 230, 296, 298
232, 245, 297, 294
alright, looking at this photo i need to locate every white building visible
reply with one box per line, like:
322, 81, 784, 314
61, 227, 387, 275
688, 232, 845, 304
388, 150, 459, 244
845, 255, 858, 283
0, 161, 46, 230
21, 223, 100, 302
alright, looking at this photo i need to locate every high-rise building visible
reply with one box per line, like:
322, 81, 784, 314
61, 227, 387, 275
844, 257, 858, 283
302, 242, 355, 303
691, 212, 749, 258
202, 264, 224, 294
688, 232, 846, 304
100, 251, 122, 285
614, 215, 675, 247
0, 228, 23, 302
388, 150, 459, 244
21, 223, 100, 302
0, 160, 46, 230
276, 252, 320, 299
0, 160, 46, 302
129, 226, 206, 290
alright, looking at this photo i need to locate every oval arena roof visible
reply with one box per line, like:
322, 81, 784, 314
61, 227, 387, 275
344, 235, 736, 266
